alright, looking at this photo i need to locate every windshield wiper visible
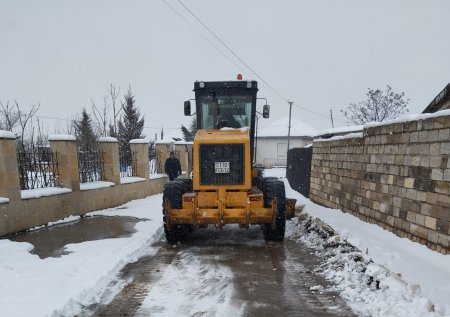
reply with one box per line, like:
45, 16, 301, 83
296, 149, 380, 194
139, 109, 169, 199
224, 87, 246, 127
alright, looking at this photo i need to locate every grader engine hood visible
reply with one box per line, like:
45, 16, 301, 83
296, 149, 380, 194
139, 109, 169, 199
192, 129, 252, 191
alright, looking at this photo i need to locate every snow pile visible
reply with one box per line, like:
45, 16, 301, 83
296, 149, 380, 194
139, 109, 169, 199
289, 214, 439, 317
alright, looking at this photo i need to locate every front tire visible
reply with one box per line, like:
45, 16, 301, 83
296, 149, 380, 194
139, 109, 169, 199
163, 181, 185, 243
262, 178, 286, 241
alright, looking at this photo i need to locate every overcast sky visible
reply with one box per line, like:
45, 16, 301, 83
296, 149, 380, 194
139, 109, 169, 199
1, 0, 449, 138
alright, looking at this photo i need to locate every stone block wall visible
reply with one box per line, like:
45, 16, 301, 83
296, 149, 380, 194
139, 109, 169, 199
0, 134, 168, 236
310, 114, 450, 254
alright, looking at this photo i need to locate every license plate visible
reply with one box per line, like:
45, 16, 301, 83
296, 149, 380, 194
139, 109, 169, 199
215, 161, 230, 173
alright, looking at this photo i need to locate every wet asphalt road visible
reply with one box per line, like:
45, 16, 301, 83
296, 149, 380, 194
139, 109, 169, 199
80, 224, 355, 317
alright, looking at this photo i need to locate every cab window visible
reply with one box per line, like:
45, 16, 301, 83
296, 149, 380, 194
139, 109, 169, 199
198, 94, 252, 129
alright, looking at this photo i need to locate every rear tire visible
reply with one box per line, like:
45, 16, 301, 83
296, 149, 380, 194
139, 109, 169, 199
262, 179, 286, 241
175, 177, 193, 193
163, 181, 185, 243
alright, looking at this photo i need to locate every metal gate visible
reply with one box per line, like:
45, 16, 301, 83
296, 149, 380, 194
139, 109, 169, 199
286, 147, 312, 197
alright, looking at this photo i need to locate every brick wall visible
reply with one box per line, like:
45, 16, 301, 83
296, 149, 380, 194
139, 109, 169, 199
310, 114, 450, 254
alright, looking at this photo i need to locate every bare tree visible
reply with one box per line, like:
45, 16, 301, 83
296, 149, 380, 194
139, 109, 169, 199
35, 117, 49, 147
341, 86, 409, 125
0, 100, 20, 131
108, 84, 121, 135
91, 96, 109, 137
15, 101, 40, 149
91, 84, 121, 137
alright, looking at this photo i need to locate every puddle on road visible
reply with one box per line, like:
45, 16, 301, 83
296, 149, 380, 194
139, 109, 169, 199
10, 216, 142, 259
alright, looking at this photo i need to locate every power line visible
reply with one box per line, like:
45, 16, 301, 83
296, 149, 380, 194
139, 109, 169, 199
292, 104, 329, 120
37, 115, 181, 130
174, 0, 289, 103
36, 115, 74, 122
164, 0, 335, 124
160, 0, 243, 71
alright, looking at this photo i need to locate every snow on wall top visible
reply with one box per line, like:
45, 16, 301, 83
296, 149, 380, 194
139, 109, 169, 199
364, 109, 450, 129
48, 134, 76, 141
130, 139, 148, 144
314, 132, 364, 142
258, 116, 318, 138
0, 130, 16, 139
98, 137, 118, 143
317, 125, 364, 137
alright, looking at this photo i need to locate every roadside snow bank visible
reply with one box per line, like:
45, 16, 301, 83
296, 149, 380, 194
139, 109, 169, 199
265, 168, 450, 317
289, 214, 439, 317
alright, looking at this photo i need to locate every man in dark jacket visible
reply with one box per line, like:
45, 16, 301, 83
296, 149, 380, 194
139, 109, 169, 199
165, 151, 182, 181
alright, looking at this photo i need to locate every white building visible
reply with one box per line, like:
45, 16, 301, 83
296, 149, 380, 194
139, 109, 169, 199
255, 116, 317, 168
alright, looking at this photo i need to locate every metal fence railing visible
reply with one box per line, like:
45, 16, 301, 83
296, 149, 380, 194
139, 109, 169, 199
119, 147, 137, 178
77, 149, 105, 183
17, 146, 60, 190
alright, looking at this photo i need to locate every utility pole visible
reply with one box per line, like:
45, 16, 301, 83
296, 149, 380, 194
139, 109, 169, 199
330, 109, 334, 128
287, 100, 293, 154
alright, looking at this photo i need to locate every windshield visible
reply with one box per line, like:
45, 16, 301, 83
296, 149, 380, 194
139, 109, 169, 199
198, 94, 253, 129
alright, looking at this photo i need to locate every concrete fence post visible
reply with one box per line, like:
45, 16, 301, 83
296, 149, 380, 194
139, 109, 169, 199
98, 137, 120, 184
49, 135, 80, 191
0, 131, 21, 202
156, 143, 169, 174
130, 139, 149, 179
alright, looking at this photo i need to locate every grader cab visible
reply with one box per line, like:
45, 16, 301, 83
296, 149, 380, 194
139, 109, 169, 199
163, 77, 292, 243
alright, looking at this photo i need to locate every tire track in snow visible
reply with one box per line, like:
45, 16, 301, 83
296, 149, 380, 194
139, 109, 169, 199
80, 239, 179, 316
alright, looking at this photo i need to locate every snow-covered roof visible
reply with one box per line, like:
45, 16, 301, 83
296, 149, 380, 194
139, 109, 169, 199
257, 116, 318, 138
155, 128, 191, 144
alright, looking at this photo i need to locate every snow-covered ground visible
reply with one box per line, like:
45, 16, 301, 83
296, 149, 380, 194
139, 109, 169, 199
135, 252, 241, 317
0, 196, 164, 317
0, 169, 449, 317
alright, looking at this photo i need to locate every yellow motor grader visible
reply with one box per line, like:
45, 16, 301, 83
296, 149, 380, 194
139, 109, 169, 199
163, 77, 294, 243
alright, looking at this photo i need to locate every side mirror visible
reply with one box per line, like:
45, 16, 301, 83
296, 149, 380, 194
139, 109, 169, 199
263, 104, 270, 118
184, 100, 191, 116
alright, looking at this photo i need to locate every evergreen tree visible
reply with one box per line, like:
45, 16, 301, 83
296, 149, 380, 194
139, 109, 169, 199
116, 88, 145, 151
74, 108, 97, 151
108, 123, 117, 139
181, 117, 197, 142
